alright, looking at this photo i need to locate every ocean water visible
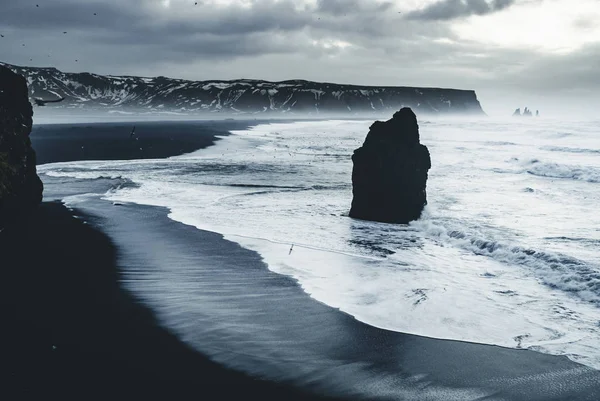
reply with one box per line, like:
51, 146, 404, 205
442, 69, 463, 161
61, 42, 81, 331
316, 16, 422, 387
39, 117, 600, 369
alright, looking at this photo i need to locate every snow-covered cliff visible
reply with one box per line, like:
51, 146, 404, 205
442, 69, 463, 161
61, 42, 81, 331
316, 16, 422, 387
1, 62, 485, 116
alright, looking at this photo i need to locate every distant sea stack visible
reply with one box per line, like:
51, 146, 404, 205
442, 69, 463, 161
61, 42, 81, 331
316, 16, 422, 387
0, 62, 485, 116
349, 108, 431, 224
513, 107, 537, 117
0, 65, 43, 227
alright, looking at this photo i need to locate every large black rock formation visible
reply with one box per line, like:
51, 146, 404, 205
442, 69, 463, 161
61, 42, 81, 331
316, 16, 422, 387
0, 65, 43, 227
349, 108, 431, 224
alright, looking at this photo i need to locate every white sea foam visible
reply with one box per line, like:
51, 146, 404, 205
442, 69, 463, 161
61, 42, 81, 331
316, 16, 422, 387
523, 160, 600, 183
541, 146, 600, 154
37, 118, 600, 369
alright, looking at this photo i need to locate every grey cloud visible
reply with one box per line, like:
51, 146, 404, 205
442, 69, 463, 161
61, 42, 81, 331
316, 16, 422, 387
0, 0, 142, 31
0, 0, 307, 36
572, 17, 596, 31
91, 31, 298, 61
0, 0, 447, 64
0, 0, 597, 115
0, 0, 395, 37
315, 0, 395, 16
504, 43, 600, 93
405, 0, 515, 21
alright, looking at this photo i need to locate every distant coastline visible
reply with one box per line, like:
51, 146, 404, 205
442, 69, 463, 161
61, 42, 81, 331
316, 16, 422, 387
1, 61, 486, 117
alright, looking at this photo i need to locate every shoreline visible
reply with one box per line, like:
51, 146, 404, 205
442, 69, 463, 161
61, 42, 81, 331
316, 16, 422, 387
0, 118, 341, 400
8, 118, 600, 399
62, 195, 600, 401
0, 201, 340, 400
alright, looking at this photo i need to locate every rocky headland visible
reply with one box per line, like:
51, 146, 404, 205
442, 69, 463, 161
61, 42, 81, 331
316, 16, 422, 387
0, 65, 43, 228
1, 61, 486, 117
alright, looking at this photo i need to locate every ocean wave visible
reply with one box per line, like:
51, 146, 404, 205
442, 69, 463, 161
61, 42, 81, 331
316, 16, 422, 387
229, 184, 302, 189
225, 183, 353, 199
545, 131, 575, 139
412, 216, 600, 305
482, 141, 518, 146
541, 146, 600, 154
106, 178, 140, 192
495, 158, 600, 183
524, 160, 600, 183
291, 151, 351, 157
214, 183, 350, 191
42, 170, 124, 180
544, 236, 600, 246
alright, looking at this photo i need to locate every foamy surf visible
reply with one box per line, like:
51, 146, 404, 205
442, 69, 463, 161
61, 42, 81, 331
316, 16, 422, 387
38, 118, 600, 369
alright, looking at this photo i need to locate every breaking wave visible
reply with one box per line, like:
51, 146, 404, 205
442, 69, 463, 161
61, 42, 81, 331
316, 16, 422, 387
525, 160, 600, 183
495, 158, 600, 183
412, 215, 600, 306
541, 146, 600, 154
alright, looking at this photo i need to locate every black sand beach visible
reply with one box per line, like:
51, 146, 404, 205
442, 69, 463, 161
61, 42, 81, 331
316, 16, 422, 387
0, 202, 339, 401
3, 119, 600, 400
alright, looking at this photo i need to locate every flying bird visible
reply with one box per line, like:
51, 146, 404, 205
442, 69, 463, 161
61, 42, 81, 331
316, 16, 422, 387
0, 35, 4, 38
34, 96, 65, 106
289, 244, 294, 255
130, 125, 136, 138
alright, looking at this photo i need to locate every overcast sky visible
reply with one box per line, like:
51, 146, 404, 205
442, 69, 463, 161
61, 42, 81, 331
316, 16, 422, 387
1, 0, 599, 116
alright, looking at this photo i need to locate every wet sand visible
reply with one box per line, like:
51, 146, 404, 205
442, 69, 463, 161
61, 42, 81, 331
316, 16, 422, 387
0, 202, 339, 401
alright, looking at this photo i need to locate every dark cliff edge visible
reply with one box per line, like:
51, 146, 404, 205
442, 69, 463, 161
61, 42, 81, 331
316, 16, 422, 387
0, 65, 43, 228
1, 61, 485, 116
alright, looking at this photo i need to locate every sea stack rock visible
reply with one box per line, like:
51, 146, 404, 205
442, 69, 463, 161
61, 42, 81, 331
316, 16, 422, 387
512, 108, 522, 117
349, 107, 431, 224
0, 65, 43, 227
